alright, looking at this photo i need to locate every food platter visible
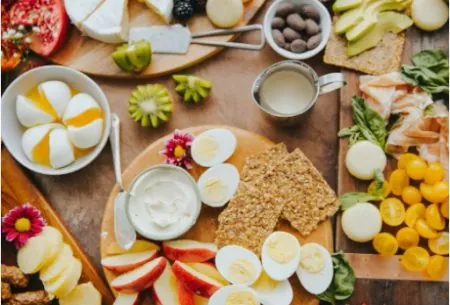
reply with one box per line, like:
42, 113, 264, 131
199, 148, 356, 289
48, 0, 266, 79
100, 125, 334, 305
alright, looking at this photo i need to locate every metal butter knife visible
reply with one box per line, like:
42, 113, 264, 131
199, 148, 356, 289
110, 113, 136, 250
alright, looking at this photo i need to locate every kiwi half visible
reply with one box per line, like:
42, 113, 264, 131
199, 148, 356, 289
112, 40, 152, 73
172, 74, 213, 103
128, 84, 173, 128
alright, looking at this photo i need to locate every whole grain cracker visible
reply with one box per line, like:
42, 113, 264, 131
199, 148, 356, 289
241, 143, 288, 182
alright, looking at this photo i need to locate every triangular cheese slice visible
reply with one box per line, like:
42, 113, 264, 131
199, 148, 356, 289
138, 0, 173, 23
64, 0, 105, 27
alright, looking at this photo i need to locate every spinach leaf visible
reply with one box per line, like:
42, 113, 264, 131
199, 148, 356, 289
339, 192, 378, 211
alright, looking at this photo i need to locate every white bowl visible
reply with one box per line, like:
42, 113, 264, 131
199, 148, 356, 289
1, 65, 112, 175
264, 0, 332, 60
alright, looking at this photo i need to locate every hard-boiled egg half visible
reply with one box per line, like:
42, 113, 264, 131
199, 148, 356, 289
251, 271, 293, 305
63, 93, 104, 149
215, 245, 262, 286
22, 124, 75, 169
261, 231, 301, 281
296, 243, 333, 295
209, 285, 260, 305
197, 163, 240, 207
191, 128, 237, 167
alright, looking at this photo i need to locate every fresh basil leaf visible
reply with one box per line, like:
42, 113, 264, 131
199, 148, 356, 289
364, 104, 387, 148
351, 96, 386, 148
412, 50, 447, 68
369, 169, 385, 197
339, 192, 378, 211
318, 289, 336, 305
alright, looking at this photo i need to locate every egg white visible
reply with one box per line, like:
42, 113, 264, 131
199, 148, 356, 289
261, 232, 301, 281
49, 128, 75, 168
63, 93, 101, 122
67, 119, 104, 149
16, 95, 55, 127
197, 163, 240, 207
22, 124, 63, 162
252, 275, 293, 305
296, 243, 333, 295
191, 128, 237, 167
208, 285, 260, 305
215, 245, 262, 286
38, 81, 71, 119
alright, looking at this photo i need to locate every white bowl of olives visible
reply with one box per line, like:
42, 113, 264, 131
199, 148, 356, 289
264, 0, 331, 60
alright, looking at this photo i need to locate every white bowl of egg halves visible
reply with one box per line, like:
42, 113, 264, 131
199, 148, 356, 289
1, 65, 111, 175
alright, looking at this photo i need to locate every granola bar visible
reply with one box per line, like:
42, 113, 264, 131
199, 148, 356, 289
1, 265, 28, 288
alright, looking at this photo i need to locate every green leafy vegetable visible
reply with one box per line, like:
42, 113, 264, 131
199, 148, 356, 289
318, 251, 356, 305
339, 192, 379, 211
401, 49, 449, 97
371, 169, 385, 197
338, 96, 387, 148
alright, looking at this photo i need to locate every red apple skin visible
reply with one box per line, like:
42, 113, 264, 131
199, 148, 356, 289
163, 243, 216, 263
102, 250, 159, 273
112, 258, 167, 293
151, 279, 195, 305
172, 262, 222, 298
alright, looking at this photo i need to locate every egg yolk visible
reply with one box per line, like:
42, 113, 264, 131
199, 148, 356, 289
73, 146, 95, 159
26, 86, 58, 120
202, 177, 229, 203
299, 244, 325, 273
32, 131, 51, 167
252, 271, 278, 292
193, 136, 219, 161
267, 234, 297, 264
64, 108, 104, 128
225, 291, 257, 305
228, 259, 256, 284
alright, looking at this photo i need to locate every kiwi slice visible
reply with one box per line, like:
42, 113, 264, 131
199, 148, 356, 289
128, 84, 173, 128
112, 40, 152, 73
172, 74, 213, 103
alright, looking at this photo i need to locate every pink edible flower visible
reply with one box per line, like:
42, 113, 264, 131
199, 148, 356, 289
160, 130, 195, 169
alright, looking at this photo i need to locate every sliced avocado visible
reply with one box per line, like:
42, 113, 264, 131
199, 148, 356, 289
333, 0, 363, 12
347, 12, 413, 56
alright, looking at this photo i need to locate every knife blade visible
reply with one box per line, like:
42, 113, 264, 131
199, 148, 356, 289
129, 25, 191, 54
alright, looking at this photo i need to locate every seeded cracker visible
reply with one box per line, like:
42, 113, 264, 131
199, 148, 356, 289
241, 143, 288, 182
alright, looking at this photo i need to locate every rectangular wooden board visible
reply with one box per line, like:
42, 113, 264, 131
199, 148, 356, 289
1, 148, 116, 304
337, 27, 449, 282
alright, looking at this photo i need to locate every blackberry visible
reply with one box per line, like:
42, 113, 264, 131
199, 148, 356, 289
193, 0, 207, 12
173, 0, 195, 21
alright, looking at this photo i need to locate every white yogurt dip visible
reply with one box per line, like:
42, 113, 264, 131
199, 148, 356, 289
127, 165, 201, 240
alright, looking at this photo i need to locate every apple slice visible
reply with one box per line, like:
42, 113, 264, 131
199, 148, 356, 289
172, 261, 224, 298
102, 250, 158, 273
163, 240, 217, 263
111, 257, 167, 293
113, 292, 141, 305
59, 282, 101, 305
187, 262, 229, 285
18, 235, 52, 274
194, 295, 208, 305
152, 264, 195, 305
40, 226, 64, 268
45, 258, 82, 298
40, 244, 73, 282
107, 240, 160, 255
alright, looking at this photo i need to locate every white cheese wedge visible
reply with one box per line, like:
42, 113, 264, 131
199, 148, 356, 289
81, 0, 129, 44
64, 0, 105, 27
345, 140, 387, 180
341, 202, 382, 242
138, 0, 173, 23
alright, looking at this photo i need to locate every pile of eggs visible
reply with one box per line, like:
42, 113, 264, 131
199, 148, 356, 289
17, 81, 104, 169
210, 231, 334, 305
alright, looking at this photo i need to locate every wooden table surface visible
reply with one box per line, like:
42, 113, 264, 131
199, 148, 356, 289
19, 1, 448, 304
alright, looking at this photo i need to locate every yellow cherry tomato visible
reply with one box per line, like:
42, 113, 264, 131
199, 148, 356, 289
400, 246, 430, 272
373, 233, 399, 256
424, 162, 445, 185
406, 158, 427, 180
401, 186, 422, 205
424, 255, 448, 280
398, 153, 420, 170
420, 183, 435, 203
433, 181, 449, 204
440, 199, 449, 219
425, 204, 445, 231
405, 203, 426, 228
396, 227, 420, 250
428, 232, 449, 255
415, 218, 439, 239
368, 180, 391, 198
380, 198, 406, 226
389, 169, 410, 196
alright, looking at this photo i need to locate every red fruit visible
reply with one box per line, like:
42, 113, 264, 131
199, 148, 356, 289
9, 0, 69, 56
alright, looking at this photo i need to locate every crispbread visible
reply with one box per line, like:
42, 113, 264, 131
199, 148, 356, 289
241, 143, 288, 182
323, 23, 406, 75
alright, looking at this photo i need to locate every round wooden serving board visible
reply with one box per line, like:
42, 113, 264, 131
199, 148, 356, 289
50, 0, 266, 79
101, 125, 333, 305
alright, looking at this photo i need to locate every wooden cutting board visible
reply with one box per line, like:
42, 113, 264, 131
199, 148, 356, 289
49, 0, 266, 79
100, 125, 334, 305
1, 148, 116, 305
